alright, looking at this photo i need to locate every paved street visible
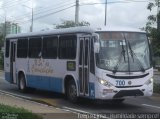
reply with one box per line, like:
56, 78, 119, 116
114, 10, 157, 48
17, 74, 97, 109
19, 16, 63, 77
0, 71, 160, 119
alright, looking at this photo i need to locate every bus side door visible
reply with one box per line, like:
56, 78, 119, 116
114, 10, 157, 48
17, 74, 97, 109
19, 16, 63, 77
10, 40, 17, 84
79, 35, 90, 96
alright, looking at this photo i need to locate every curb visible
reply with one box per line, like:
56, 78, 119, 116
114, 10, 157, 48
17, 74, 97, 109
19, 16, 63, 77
0, 90, 91, 115
153, 93, 160, 97
0, 89, 58, 108
154, 73, 160, 75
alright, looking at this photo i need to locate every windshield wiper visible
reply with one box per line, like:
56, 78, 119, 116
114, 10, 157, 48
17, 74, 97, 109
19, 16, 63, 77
128, 41, 145, 72
112, 41, 126, 74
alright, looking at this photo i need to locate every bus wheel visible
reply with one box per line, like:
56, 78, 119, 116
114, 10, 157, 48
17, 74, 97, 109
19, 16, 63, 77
67, 80, 78, 103
18, 73, 27, 93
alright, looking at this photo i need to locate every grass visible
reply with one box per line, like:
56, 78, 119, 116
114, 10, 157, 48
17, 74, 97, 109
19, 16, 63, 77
153, 82, 160, 94
0, 104, 42, 119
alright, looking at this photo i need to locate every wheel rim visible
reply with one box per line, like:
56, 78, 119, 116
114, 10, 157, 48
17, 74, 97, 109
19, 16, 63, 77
69, 84, 77, 100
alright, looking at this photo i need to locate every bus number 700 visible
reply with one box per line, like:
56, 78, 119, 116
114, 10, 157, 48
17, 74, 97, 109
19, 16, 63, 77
116, 80, 125, 86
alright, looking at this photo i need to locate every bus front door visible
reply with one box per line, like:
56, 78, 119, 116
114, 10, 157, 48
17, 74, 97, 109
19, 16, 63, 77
10, 41, 17, 84
79, 37, 90, 96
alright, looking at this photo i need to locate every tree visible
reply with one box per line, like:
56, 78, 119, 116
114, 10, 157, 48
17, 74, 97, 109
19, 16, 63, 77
55, 20, 90, 29
0, 34, 4, 69
144, 0, 160, 56
0, 34, 4, 50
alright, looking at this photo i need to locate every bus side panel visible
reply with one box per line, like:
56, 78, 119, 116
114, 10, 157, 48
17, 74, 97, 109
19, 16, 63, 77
26, 75, 63, 93
24, 58, 67, 93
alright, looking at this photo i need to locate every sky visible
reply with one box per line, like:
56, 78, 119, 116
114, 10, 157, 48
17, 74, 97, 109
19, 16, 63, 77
0, 0, 157, 33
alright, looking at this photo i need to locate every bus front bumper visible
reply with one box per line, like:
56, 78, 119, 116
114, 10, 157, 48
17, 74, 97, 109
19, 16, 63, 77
95, 84, 153, 100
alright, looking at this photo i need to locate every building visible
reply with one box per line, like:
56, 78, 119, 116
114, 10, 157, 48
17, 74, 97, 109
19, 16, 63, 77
0, 21, 21, 36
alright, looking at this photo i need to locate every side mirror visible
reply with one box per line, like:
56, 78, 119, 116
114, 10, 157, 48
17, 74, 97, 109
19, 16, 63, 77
94, 42, 100, 53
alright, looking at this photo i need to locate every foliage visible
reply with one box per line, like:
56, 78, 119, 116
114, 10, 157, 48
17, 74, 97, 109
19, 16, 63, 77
0, 51, 4, 70
144, 0, 160, 56
153, 82, 160, 94
55, 20, 90, 29
0, 34, 4, 70
0, 34, 4, 49
0, 104, 42, 119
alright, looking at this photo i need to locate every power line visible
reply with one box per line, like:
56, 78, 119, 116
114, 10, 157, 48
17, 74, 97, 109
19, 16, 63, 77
2, 0, 153, 28
4, 0, 75, 22
9, 1, 75, 24
17, 4, 76, 25
79, 0, 151, 6
3, 0, 151, 23
33, 1, 75, 16
32, 0, 74, 13
0, 0, 30, 9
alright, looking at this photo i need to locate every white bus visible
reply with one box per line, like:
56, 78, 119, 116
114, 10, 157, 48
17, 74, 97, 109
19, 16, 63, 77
4, 26, 153, 102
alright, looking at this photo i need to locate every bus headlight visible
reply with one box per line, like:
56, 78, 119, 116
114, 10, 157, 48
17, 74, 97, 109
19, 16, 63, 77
98, 78, 113, 87
145, 78, 153, 85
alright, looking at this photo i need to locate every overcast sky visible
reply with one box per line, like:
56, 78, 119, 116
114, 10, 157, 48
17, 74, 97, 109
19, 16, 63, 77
0, 0, 157, 33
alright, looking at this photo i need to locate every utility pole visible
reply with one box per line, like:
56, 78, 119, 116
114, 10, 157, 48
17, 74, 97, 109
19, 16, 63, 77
158, 0, 160, 33
104, 0, 107, 26
4, 15, 6, 39
31, 7, 33, 32
75, 0, 79, 26
23, 4, 33, 32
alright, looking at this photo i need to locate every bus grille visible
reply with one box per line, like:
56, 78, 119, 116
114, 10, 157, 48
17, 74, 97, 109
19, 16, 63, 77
113, 89, 144, 98
106, 73, 149, 79
115, 85, 142, 88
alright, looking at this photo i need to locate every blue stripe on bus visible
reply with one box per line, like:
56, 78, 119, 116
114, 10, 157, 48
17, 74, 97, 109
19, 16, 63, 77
5, 72, 11, 83
89, 82, 95, 99
26, 75, 63, 93
5, 72, 94, 98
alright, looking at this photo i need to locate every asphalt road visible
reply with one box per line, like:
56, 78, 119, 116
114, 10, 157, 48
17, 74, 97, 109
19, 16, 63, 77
0, 71, 160, 119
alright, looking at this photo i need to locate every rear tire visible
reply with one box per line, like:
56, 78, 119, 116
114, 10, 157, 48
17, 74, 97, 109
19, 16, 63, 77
18, 73, 27, 93
67, 80, 78, 103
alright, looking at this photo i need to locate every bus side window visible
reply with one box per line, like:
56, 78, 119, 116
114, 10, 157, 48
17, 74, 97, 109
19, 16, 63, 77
5, 40, 10, 58
90, 37, 95, 74
59, 35, 77, 59
29, 37, 42, 58
17, 38, 28, 58
42, 36, 58, 59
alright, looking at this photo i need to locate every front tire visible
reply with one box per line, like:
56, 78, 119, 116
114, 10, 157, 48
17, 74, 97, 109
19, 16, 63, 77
18, 73, 27, 93
67, 80, 78, 103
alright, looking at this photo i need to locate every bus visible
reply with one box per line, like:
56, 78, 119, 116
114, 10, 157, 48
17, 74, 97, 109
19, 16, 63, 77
4, 26, 153, 102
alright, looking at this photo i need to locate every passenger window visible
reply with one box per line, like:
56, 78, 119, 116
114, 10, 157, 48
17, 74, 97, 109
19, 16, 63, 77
59, 35, 77, 59
17, 38, 28, 58
42, 36, 58, 59
29, 37, 42, 58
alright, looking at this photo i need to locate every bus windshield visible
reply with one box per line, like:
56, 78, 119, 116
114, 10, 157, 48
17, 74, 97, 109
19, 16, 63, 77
96, 32, 151, 73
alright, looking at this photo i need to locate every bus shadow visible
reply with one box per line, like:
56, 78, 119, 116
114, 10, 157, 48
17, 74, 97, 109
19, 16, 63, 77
10, 88, 142, 112
27, 89, 65, 99
73, 98, 142, 112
